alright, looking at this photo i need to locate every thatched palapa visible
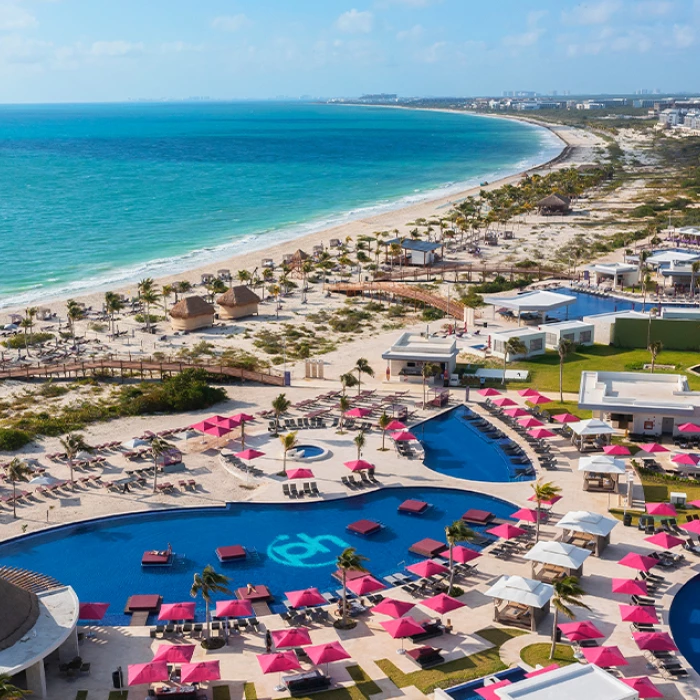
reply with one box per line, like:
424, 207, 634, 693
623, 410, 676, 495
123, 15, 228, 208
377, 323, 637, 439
170, 296, 215, 332
536, 193, 571, 215
217, 285, 261, 320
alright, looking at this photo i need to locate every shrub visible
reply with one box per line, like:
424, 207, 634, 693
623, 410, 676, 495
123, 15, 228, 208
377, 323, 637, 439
0, 428, 32, 451
2, 332, 54, 349
421, 307, 444, 321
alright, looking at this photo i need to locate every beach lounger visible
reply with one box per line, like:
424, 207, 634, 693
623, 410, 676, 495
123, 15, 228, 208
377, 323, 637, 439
283, 484, 291, 497
289, 484, 300, 498
310, 482, 320, 496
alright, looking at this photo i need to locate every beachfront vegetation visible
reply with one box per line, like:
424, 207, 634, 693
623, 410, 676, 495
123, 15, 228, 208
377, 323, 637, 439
0, 428, 32, 451
549, 576, 590, 659
2, 332, 53, 350
353, 357, 374, 395
5, 458, 31, 519
59, 432, 91, 483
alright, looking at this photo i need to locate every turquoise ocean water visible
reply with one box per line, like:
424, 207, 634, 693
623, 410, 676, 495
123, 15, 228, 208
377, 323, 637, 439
0, 102, 561, 308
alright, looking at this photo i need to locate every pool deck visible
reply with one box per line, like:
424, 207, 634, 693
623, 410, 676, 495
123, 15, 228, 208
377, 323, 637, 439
2, 380, 699, 699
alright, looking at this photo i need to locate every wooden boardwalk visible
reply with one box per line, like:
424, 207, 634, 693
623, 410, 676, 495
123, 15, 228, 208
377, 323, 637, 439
373, 261, 570, 283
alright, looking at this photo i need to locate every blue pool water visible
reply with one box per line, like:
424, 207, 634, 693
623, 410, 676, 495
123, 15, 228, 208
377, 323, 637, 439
668, 573, 700, 674
444, 666, 528, 700
0, 487, 514, 625
295, 445, 324, 458
419, 406, 534, 483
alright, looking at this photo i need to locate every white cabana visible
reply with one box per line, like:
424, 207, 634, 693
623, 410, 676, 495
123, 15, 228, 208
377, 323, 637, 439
555, 510, 617, 556
484, 290, 577, 325
523, 541, 591, 582
484, 575, 553, 631
579, 455, 626, 493
569, 418, 615, 452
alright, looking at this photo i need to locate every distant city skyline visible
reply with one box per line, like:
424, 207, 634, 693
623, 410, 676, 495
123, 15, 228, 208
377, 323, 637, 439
0, 0, 698, 103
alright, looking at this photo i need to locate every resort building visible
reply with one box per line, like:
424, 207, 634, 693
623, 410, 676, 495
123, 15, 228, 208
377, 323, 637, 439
169, 296, 216, 332
578, 370, 700, 435
584, 262, 638, 288
537, 320, 594, 349
488, 328, 546, 360
382, 331, 457, 382
535, 194, 571, 215
216, 285, 261, 320
582, 310, 648, 345
385, 238, 442, 266
484, 290, 576, 325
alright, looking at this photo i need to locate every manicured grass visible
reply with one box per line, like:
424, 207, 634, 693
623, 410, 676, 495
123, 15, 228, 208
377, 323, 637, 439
520, 643, 576, 668
292, 665, 381, 700
75, 692, 88, 700
375, 627, 527, 694
107, 693, 128, 700
212, 686, 231, 700
637, 469, 700, 506
243, 682, 257, 700
527, 400, 592, 420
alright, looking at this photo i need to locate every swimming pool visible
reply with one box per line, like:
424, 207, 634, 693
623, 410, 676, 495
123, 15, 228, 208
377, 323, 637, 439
668, 572, 700, 674
418, 406, 534, 483
294, 445, 324, 458
442, 666, 528, 700
0, 487, 515, 625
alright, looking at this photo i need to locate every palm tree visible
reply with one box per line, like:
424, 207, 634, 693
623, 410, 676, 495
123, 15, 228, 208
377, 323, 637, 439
271, 393, 291, 435
421, 362, 440, 408
354, 358, 374, 396
648, 341, 663, 374
445, 520, 474, 595
691, 261, 700, 298
0, 674, 29, 699
161, 284, 174, 311
337, 547, 368, 626
104, 291, 124, 336
557, 338, 574, 402
530, 479, 562, 542
59, 432, 90, 483
280, 431, 298, 472
19, 316, 33, 356
641, 272, 653, 312
5, 458, 31, 519
550, 576, 590, 659
150, 436, 171, 493
340, 372, 358, 397
377, 412, 390, 451
140, 287, 161, 333
190, 565, 231, 640
502, 337, 527, 385
175, 280, 193, 302
66, 299, 84, 347
354, 431, 365, 460
237, 269, 252, 286
338, 395, 351, 433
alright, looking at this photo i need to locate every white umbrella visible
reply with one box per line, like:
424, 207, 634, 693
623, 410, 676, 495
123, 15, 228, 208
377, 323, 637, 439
75, 451, 93, 461
29, 475, 60, 485
578, 455, 626, 474
3, 324, 19, 331
122, 438, 148, 450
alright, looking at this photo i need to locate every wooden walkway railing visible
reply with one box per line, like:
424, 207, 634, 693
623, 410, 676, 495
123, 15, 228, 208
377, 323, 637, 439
373, 262, 571, 283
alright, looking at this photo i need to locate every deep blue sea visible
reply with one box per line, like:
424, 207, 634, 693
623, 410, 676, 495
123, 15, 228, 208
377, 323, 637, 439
0, 102, 561, 308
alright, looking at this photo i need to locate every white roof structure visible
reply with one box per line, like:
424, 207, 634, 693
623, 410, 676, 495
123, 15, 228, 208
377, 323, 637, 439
523, 541, 592, 570
556, 510, 618, 537
587, 262, 637, 275
578, 455, 627, 474
647, 249, 700, 266
484, 575, 553, 608
484, 290, 576, 313
382, 332, 457, 363
495, 664, 636, 700
582, 310, 648, 323
538, 320, 592, 332
569, 418, 615, 436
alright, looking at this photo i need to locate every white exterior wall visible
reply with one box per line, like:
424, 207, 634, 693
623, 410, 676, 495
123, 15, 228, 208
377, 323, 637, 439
539, 322, 594, 349
490, 330, 546, 360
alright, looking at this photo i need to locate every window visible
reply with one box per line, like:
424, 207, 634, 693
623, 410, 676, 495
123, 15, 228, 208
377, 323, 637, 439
563, 333, 575, 342
494, 340, 505, 354
545, 333, 557, 345
580, 331, 592, 343
529, 338, 543, 351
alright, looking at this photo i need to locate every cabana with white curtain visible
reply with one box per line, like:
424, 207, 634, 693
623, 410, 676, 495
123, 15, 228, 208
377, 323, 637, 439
555, 510, 618, 557
569, 418, 615, 452
523, 541, 592, 583
484, 575, 553, 632
578, 454, 626, 493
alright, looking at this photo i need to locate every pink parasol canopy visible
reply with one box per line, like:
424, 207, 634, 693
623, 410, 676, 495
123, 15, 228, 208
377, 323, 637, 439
215, 600, 254, 618
524, 664, 559, 678
202, 424, 231, 437
127, 662, 169, 686
439, 546, 481, 564
385, 420, 406, 431
527, 428, 556, 439
558, 620, 605, 641
672, 453, 700, 466
347, 575, 386, 595
477, 388, 501, 397
406, 559, 449, 578
611, 579, 648, 596
646, 502, 677, 516
190, 420, 218, 433
690, 499, 700, 508
644, 532, 684, 549
527, 394, 552, 405
632, 631, 678, 652
180, 661, 220, 684
682, 519, 700, 534
518, 388, 540, 397
619, 604, 659, 624
603, 445, 631, 456
158, 602, 196, 621
236, 448, 265, 460
492, 397, 517, 407
305, 641, 351, 666
257, 651, 301, 674
391, 431, 417, 441
620, 677, 664, 698
510, 507, 547, 523
286, 468, 315, 479
678, 422, 700, 433
503, 408, 530, 418
271, 628, 312, 649
344, 459, 375, 472
345, 407, 372, 418
285, 588, 326, 609
372, 598, 415, 618
618, 552, 658, 572
78, 602, 110, 620
153, 644, 196, 663
476, 680, 512, 700
487, 523, 526, 539
518, 417, 543, 428
582, 645, 628, 667
216, 417, 241, 430
230, 412, 255, 423
381, 616, 425, 639
552, 413, 580, 423
527, 493, 562, 507
639, 443, 669, 453
421, 593, 465, 615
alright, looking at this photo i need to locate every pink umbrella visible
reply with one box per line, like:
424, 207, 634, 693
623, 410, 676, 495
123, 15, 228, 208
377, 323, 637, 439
619, 604, 659, 624
216, 417, 241, 430
127, 662, 169, 686
527, 428, 556, 439
682, 519, 700, 534
153, 644, 196, 663
618, 552, 658, 572
672, 453, 700, 466
286, 468, 315, 479
503, 408, 530, 418
158, 602, 196, 621
230, 412, 255, 423
271, 628, 312, 649
348, 575, 386, 595
487, 523, 526, 539
381, 616, 426, 651
180, 661, 220, 684
190, 420, 218, 433
203, 424, 231, 437
392, 431, 417, 441
406, 560, 449, 578
305, 641, 351, 669
372, 598, 415, 618
215, 600, 254, 618
528, 394, 552, 405
582, 645, 628, 667
611, 579, 648, 596
477, 388, 501, 397
492, 397, 517, 407
236, 448, 265, 460
285, 588, 326, 609
518, 388, 540, 397
510, 507, 547, 523
439, 546, 481, 564
644, 532, 684, 549
421, 593, 465, 615
646, 502, 677, 516
525, 664, 560, 678
558, 620, 605, 642
527, 493, 562, 507
603, 445, 631, 456
518, 416, 543, 428
476, 680, 512, 700
345, 407, 372, 418
639, 443, 669, 453
678, 422, 700, 433
552, 413, 580, 423
257, 651, 301, 689
632, 631, 678, 652
344, 459, 375, 472
690, 499, 700, 508
78, 602, 110, 620
385, 420, 406, 431
620, 677, 664, 698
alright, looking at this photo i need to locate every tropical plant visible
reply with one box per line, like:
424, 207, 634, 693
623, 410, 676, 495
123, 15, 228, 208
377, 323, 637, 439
550, 576, 590, 659
445, 519, 474, 595
5, 458, 31, 519
0, 673, 29, 699
556, 338, 574, 403
59, 432, 91, 483
337, 547, 368, 627
338, 395, 351, 433
104, 291, 124, 336
175, 280, 193, 302
354, 358, 374, 396
19, 316, 33, 356
280, 431, 298, 471
190, 565, 231, 641
139, 287, 161, 333
150, 436, 171, 493
161, 284, 174, 311
271, 393, 291, 435
692, 261, 700, 298
66, 299, 84, 345
530, 479, 562, 542
340, 372, 358, 397
377, 412, 390, 451
502, 337, 527, 385
354, 430, 365, 460
237, 269, 252, 286
648, 340, 663, 374
421, 362, 441, 408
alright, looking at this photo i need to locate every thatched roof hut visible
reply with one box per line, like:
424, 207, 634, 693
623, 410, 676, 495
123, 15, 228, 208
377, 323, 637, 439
170, 296, 215, 331
536, 193, 571, 215
217, 285, 261, 320
0, 576, 40, 651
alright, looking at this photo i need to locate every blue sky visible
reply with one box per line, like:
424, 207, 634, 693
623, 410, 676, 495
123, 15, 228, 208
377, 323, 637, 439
0, 0, 699, 102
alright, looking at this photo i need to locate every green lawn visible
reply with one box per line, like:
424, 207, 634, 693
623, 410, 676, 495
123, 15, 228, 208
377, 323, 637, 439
243, 682, 257, 700
520, 643, 576, 668
527, 400, 592, 420
290, 665, 381, 700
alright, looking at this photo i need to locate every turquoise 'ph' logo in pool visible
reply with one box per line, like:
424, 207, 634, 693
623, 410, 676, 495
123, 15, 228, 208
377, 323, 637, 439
267, 533, 349, 568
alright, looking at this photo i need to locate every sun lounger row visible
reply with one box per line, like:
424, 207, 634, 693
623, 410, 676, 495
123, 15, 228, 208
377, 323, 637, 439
341, 473, 379, 489
282, 482, 320, 498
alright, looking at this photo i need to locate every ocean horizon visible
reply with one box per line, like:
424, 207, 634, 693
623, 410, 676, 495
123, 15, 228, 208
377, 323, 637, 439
0, 102, 562, 309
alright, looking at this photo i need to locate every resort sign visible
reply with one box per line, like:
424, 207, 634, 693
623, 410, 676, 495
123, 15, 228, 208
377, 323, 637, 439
267, 533, 350, 568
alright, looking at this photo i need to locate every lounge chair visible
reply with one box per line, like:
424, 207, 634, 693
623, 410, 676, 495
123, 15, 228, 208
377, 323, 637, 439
282, 484, 291, 497
310, 482, 320, 496
289, 484, 300, 498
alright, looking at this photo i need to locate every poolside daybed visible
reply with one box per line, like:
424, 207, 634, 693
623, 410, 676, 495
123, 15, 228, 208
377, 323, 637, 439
399, 499, 430, 514
555, 510, 618, 557
347, 519, 383, 536
141, 546, 173, 567
236, 585, 272, 601
409, 538, 447, 557
284, 670, 332, 697
406, 646, 445, 668
409, 620, 444, 642
485, 575, 553, 632
216, 545, 247, 562
461, 509, 495, 525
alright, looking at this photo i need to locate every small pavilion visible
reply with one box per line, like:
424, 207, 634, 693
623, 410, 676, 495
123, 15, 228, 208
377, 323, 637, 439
169, 296, 215, 332
555, 510, 618, 557
536, 193, 571, 215
485, 575, 553, 632
484, 290, 576, 325
523, 541, 592, 583
217, 286, 261, 320
578, 454, 626, 493
569, 418, 615, 452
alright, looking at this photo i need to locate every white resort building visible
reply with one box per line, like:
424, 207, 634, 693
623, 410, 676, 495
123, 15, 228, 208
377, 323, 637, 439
382, 331, 458, 383
537, 320, 594, 349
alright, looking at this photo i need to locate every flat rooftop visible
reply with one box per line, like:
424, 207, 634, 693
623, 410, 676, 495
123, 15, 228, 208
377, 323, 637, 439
382, 332, 457, 362
582, 310, 648, 322
484, 290, 576, 313
490, 327, 545, 339
538, 320, 592, 331
588, 262, 637, 273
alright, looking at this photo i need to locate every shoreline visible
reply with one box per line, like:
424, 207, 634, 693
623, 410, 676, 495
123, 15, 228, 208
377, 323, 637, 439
1, 109, 574, 317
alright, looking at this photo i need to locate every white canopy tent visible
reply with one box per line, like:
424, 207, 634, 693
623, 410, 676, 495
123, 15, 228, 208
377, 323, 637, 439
578, 455, 626, 474
569, 419, 615, 436
484, 290, 577, 325
524, 541, 591, 581
485, 575, 553, 631
555, 510, 618, 556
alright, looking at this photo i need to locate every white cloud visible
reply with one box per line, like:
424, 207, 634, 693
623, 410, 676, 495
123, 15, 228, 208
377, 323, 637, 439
502, 10, 546, 49
211, 14, 252, 32
89, 41, 144, 57
673, 23, 695, 47
0, 3, 37, 31
396, 24, 423, 41
335, 9, 373, 34
562, 1, 621, 26
415, 40, 447, 63
633, 1, 674, 16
